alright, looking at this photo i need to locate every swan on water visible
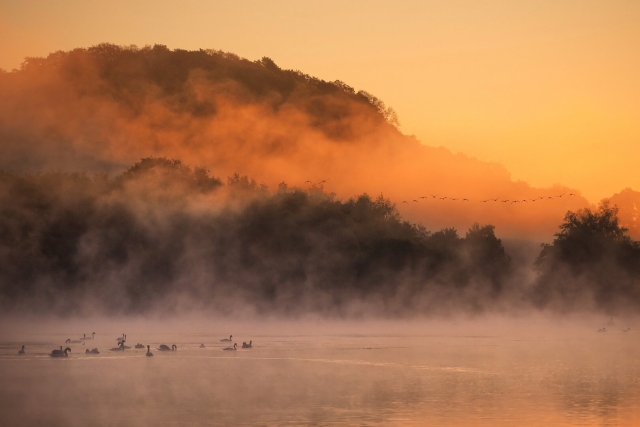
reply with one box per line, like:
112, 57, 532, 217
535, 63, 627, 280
199, 344, 205, 348
146, 345, 153, 357
621, 327, 631, 332
66, 338, 82, 344
116, 334, 126, 342
85, 348, 100, 354
80, 332, 96, 341
220, 335, 232, 342
19, 345, 25, 355
223, 343, 237, 351
157, 344, 177, 351
135, 343, 145, 349
51, 347, 71, 357
110, 341, 126, 351
597, 327, 607, 332
242, 341, 252, 349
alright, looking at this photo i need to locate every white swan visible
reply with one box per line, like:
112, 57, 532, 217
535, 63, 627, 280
199, 343, 205, 348
116, 334, 126, 343
220, 335, 232, 342
85, 348, 99, 354
18, 345, 25, 355
223, 343, 237, 351
597, 327, 607, 332
135, 343, 145, 349
146, 345, 153, 357
242, 341, 252, 348
51, 347, 71, 357
66, 338, 82, 344
80, 332, 96, 341
157, 344, 177, 351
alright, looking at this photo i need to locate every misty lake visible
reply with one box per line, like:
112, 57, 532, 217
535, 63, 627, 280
1, 318, 639, 426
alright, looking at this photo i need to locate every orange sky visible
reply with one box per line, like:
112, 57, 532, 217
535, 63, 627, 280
1, 1, 639, 203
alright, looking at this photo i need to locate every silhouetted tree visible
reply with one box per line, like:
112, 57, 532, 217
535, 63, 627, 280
533, 202, 640, 312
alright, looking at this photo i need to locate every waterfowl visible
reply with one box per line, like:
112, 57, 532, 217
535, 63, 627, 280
116, 334, 126, 343
146, 345, 153, 357
621, 327, 631, 332
135, 343, 145, 349
51, 347, 71, 357
66, 338, 82, 344
199, 344, 205, 348
242, 341, 252, 349
80, 332, 96, 341
223, 343, 237, 351
158, 344, 177, 351
85, 348, 99, 354
18, 345, 25, 355
220, 335, 232, 342
597, 327, 607, 332
110, 341, 126, 351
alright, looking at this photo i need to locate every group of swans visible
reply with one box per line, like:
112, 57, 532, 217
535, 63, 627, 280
38, 333, 253, 358
219, 334, 254, 351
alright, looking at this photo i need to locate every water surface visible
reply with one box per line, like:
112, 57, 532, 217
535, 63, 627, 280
1, 321, 638, 426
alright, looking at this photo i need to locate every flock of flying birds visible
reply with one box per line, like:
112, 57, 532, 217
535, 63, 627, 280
17, 333, 253, 357
399, 193, 577, 205
302, 179, 577, 206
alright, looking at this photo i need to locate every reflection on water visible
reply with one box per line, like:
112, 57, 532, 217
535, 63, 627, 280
0, 326, 639, 426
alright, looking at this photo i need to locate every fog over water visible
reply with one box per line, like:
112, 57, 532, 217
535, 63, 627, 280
1, 315, 639, 426
1, 44, 640, 425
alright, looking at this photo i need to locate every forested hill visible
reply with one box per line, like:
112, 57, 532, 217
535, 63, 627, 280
0, 44, 588, 237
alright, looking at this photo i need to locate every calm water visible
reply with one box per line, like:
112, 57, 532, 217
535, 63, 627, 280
0, 321, 639, 426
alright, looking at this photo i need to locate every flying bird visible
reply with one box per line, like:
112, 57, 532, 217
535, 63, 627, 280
462, 198, 469, 202
412, 200, 418, 203
402, 201, 408, 204
430, 194, 438, 198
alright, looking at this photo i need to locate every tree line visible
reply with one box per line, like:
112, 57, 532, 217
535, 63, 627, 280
0, 158, 637, 316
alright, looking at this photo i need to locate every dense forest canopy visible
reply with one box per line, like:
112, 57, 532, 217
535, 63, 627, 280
0, 158, 638, 316
0, 43, 597, 237
0, 158, 516, 316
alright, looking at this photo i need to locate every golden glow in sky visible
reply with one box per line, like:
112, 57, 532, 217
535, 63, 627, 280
1, 0, 639, 202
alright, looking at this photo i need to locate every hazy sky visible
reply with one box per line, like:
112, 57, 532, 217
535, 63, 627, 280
1, 0, 639, 202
